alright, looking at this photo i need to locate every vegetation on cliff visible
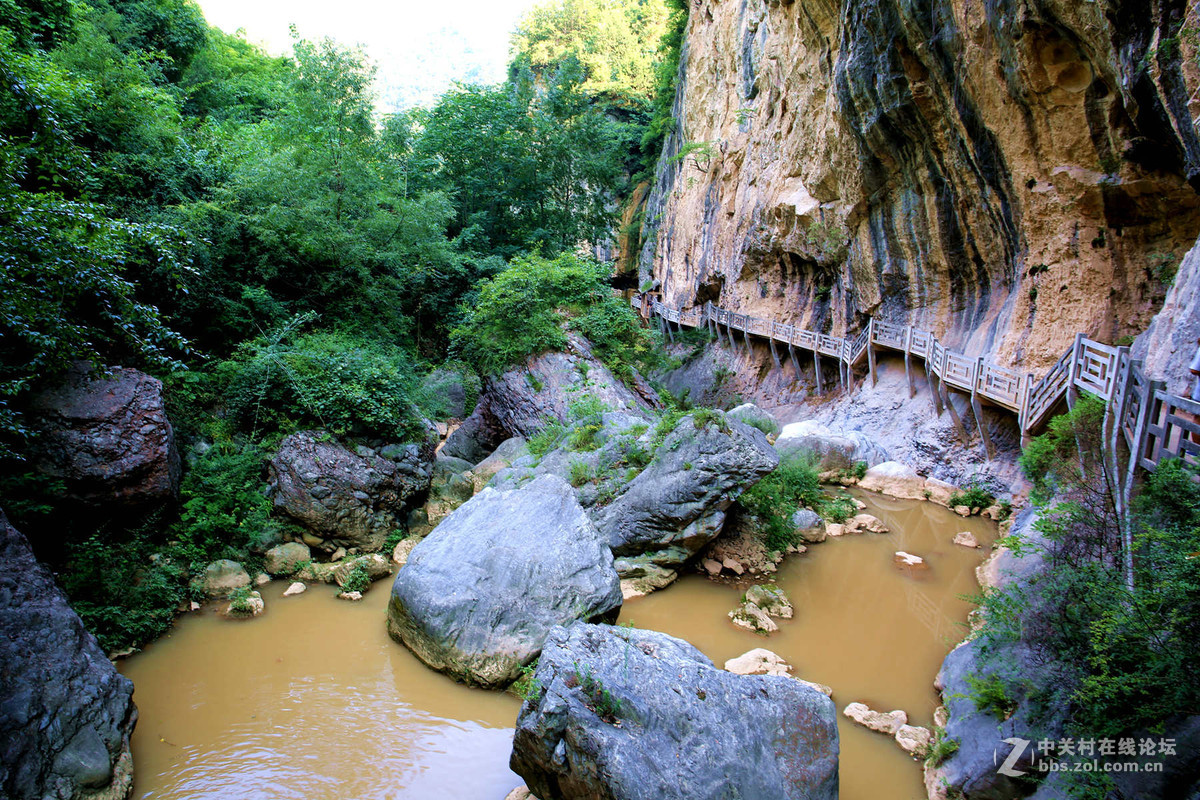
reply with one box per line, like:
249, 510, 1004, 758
970, 397, 1200, 795
0, 0, 688, 651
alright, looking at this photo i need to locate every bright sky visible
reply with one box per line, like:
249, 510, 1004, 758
195, 0, 540, 111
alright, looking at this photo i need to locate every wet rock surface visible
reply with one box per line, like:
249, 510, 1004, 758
386, 475, 621, 688
0, 509, 137, 800
511, 623, 839, 800
268, 431, 432, 552
30, 365, 180, 507
591, 414, 777, 573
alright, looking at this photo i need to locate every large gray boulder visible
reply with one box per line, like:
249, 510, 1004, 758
775, 420, 889, 468
386, 475, 622, 688
268, 431, 433, 551
591, 413, 778, 572
30, 364, 179, 507
442, 334, 654, 464
511, 623, 839, 800
0, 509, 137, 800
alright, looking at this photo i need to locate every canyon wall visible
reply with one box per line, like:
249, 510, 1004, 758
638, 0, 1200, 371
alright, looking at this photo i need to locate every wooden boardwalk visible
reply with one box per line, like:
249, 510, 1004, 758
634, 296, 1199, 474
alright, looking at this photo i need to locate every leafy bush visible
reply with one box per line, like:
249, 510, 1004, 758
512, 661, 542, 701
925, 727, 959, 767
528, 421, 567, 458
227, 585, 255, 614
738, 454, 823, 551
822, 496, 857, 524
568, 459, 593, 487
58, 528, 190, 654
219, 321, 427, 442
172, 440, 278, 560
948, 484, 995, 510
740, 415, 780, 437
568, 423, 603, 452
450, 252, 662, 380
340, 562, 371, 594
973, 396, 1200, 744
964, 673, 1018, 720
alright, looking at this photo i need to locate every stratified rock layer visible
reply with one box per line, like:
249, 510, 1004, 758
638, 0, 1200, 372
0, 509, 137, 800
511, 623, 839, 800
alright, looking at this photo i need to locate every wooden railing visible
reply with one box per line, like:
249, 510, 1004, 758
640, 297, 1197, 473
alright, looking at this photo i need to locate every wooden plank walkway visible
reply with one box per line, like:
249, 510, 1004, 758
635, 296, 1197, 474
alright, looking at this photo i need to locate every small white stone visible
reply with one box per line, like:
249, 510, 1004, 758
283, 582, 307, 597
953, 531, 979, 548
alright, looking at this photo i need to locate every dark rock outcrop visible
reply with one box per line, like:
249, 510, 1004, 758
511, 623, 839, 800
268, 431, 432, 552
386, 475, 622, 688
442, 335, 654, 464
30, 365, 179, 507
591, 414, 778, 572
0, 509, 137, 800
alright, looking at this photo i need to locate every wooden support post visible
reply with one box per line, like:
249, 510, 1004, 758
725, 324, 737, 351
971, 358, 994, 459
788, 344, 801, 381
903, 326, 916, 398
927, 369, 943, 415
940, 380, 969, 442
665, 319, 674, 344
768, 337, 782, 369
743, 329, 753, 355
814, 351, 824, 395
867, 319, 878, 387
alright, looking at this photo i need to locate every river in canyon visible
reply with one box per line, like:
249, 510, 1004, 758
120, 490, 995, 799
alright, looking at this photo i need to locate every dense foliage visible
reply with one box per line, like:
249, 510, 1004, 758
0, 0, 689, 651
972, 398, 1200, 791
451, 252, 662, 379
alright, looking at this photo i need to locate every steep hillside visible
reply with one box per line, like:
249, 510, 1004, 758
637, 0, 1200, 369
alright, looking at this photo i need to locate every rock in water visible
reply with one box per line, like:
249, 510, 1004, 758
591, 414, 777, 574
268, 431, 432, 551
775, 421, 889, 468
792, 508, 827, 543
0, 509, 136, 800
386, 475, 621, 688
858, 461, 926, 500
264, 542, 311, 576
511, 623, 839, 800
30, 364, 179, 507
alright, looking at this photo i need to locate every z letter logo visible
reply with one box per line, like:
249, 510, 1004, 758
995, 737, 1031, 777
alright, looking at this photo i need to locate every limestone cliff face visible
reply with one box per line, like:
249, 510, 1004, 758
638, 0, 1200, 369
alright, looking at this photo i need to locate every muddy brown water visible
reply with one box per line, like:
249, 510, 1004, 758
120, 490, 994, 800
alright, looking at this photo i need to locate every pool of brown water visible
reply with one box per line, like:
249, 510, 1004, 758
623, 490, 996, 800
120, 489, 993, 800
118, 579, 524, 800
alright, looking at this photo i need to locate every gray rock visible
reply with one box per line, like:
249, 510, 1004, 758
511, 623, 839, 800
792, 508, 827, 543
726, 402, 779, 435
268, 431, 432, 551
263, 542, 311, 576
591, 413, 778, 571
442, 335, 654, 464
199, 559, 250, 597
29, 364, 179, 506
1133, 232, 1200, 396
775, 420, 889, 468
386, 475, 622, 688
0, 509, 136, 800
